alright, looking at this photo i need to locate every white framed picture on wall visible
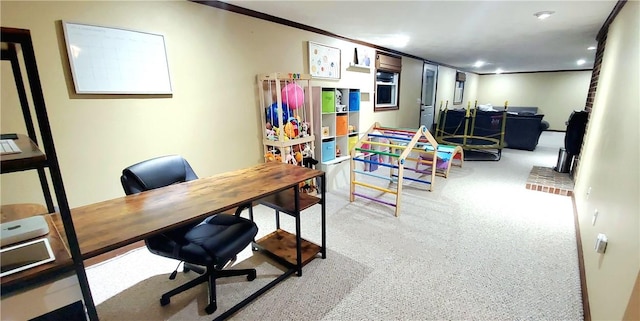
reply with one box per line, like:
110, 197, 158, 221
308, 41, 341, 80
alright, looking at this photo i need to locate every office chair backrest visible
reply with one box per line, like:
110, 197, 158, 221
121, 155, 198, 195
564, 110, 589, 156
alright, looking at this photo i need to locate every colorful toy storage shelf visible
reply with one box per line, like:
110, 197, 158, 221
312, 86, 361, 165
257, 73, 315, 165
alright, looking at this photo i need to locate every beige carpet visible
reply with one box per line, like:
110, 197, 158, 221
88, 247, 369, 320
86, 132, 583, 320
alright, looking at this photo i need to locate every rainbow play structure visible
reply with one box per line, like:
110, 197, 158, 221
349, 123, 463, 217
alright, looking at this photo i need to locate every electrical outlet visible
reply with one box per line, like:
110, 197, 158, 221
592, 209, 599, 226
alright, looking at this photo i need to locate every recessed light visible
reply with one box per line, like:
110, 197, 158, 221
587, 46, 597, 50
473, 60, 485, 68
495, 68, 504, 74
577, 59, 586, 66
534, 11, 555, 20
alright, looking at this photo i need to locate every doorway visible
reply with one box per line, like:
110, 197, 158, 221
420, 63, 438, 132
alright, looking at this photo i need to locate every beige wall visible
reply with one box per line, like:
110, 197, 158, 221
435, 67, 479, 110
573, 2, 640, 320
477, 71, 591, 130
0, 1, 427, 208
434, 67, 479, 125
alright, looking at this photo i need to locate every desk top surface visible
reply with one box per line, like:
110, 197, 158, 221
52, 162, 323, 259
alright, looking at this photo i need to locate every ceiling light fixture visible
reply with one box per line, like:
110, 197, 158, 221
534, 11, 555, 20
587, 46, 597, 50
577, 59, 586, 66
495, 68, 504, 74
374, 35, 410, 48
473, 60, 485, 68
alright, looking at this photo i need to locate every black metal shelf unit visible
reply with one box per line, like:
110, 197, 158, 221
0, 27, 98, 321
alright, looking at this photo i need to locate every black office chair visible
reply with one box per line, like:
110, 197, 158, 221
565, 110, 589, 156
120, 155, 258, 314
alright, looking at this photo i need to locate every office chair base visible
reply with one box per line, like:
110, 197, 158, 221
159, 267, 257, 314
184, 263, 205, 275
204, 302, 217, 314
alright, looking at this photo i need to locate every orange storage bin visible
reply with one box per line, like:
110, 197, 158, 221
336, 115, 348, 136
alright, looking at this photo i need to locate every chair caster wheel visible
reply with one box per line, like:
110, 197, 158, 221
205, 303, 217, 314
247, 270, 257, 281
160, 296, 170, 306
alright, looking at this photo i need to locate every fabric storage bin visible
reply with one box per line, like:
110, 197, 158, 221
336, 115, 348, 136
348, 135, 358, 152
322, 90, 335, 113
349, 91, 360, 111
322, 139, 336, 162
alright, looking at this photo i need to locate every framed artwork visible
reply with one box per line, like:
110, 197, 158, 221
453, 80, 464, 105
308, 41, 341, 80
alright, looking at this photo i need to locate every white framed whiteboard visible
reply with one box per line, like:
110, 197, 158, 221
62, 21, 172, 94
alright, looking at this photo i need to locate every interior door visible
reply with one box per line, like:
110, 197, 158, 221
420, 63, 438, 131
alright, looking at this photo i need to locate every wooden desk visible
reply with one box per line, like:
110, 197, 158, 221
3, 162, 325, 319
52, 162, 325, 261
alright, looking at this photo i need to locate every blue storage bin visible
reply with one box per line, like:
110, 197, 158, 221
349, 91, 360, 111
322, 139, 336, 162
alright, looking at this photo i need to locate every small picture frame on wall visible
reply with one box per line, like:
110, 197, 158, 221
308, 41, 341, 80
453, 80, 465, 105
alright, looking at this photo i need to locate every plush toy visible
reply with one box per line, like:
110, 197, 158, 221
301, 144, 313, 158
264, 151, 283, 163
295, 151, 303, 164
299, 121, 310, 137
265, 122, 276, 139
264, 152, 276, 162
285, 153, 297, 165
335, 90, 342, 105
284, 117, 299, 138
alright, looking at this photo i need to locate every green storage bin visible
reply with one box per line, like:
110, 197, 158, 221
322, 90, 335, 113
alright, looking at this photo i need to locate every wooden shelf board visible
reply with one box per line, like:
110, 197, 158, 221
263, 135, 315, 148
0, 210, 74, 292
0, 134, 47, 173
347, 63, 372, 72
322, 155, 350, 165
255, 229, 320, 267
257, 189, 321, 213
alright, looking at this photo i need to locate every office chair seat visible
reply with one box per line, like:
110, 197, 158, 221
120, 155, 258, 314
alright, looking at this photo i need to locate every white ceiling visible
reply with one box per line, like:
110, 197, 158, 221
219, 0, 617, 74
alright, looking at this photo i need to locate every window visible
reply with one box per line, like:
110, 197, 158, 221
376, 71, 399, 106
375, 52, 402, 111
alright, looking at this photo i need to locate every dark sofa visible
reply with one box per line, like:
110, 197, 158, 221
504, 113, 549, 151
487, 106, 549, 151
